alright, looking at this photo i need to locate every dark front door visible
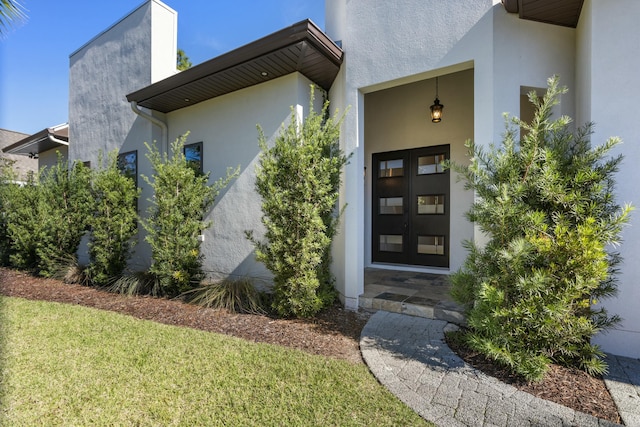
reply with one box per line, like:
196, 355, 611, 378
372, 145, 450, 267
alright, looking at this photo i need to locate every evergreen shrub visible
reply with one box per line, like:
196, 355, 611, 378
142, 133, 237, 297
87, 151, 140, 286
4, 154, 92, 276
449, 76, 632, 381
248, 88, 349, 318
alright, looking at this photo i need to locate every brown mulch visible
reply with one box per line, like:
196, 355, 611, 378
0, 268, 621, 423
446, 331, 622, 424
0, 268, 369, 365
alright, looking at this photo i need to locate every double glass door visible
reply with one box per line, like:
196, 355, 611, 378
372, 145, 450, 267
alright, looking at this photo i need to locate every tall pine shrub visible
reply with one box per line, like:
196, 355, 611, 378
87, 151, 140, 286
142, 133, 237, 296
248, 88, 349, 318
450, 76, 631, 381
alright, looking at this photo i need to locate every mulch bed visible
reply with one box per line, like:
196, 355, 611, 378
446, 331, 621, 424
0, 267, 622, 423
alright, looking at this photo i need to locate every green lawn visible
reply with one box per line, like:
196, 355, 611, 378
0, 296, 430, 426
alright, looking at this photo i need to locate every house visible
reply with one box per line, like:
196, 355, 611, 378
66, 0, 639, 358
1, 123, 69, 171
0, 128, 38, 181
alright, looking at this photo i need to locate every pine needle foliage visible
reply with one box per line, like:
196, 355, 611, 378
449, 76, 632, 382
141, 133, 238, 297
248, 87, 349, 318
86, 151, 140, 286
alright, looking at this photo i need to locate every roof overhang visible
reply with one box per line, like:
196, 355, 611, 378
2, 123, 69, 157
126, 19, 343, 114
502, 0, 584, 28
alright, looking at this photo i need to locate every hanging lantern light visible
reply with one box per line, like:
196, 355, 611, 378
430, 77, 444, 123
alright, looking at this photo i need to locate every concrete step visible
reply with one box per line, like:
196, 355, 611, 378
359, 292, 466, 325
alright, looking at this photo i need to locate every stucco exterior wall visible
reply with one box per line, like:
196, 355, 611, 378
325, 0, 576, 308
326, 0, 495, 309
68, 0, 177, 167
38, 148, 68, 171
162, 73, 323, 284
491, 7, 576, 128
578, 0, 640, 358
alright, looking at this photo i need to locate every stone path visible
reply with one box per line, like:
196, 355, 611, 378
360, 311, 638, 426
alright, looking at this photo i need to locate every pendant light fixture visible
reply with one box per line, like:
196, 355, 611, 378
430, 77, 444, 123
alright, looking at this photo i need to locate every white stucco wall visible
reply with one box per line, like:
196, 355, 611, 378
326, 0, 495, 308
38, 147, 68, 171
325, 0, 576, 308
68, 0, 177, 166
578, 0, 640, 358
491, 7, 576, 130
163, 73, 323, 284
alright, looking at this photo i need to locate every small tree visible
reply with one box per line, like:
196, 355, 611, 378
142, 133, 237, 296
248, 88, 349, 318
177, 48, 192, 71
86, 151, 140, 286
450, 76, 632, 381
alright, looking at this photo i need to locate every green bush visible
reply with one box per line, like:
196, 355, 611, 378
0, 158, 18, 265
3, 175, 39, 270
141, 133, 237, 297
4, 154, 92, 276
86, 151, 140, 286
248, 87, 349, 318
449, 76, 631, 381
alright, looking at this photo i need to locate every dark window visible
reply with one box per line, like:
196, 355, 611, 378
184, 142, 203, 175
117, 150, 138, 186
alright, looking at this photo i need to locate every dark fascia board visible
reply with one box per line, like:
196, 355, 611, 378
2, 127, 69, 155
126, 19, 343, 112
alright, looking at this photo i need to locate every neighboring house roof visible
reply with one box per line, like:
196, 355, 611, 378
0, 128, 38, 179
2, 123, 69, 157
502, 0, 584, 28
126, 19, 343, 114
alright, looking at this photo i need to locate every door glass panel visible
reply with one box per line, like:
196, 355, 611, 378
379, 197, 403, 215
417, 235, 445, 255
380, 235, 403, 252
417, 195, 445, 214
379, 159, 404, 177
417, 154, 446, 175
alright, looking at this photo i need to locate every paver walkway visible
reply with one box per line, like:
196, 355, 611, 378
360, 311, 638, 426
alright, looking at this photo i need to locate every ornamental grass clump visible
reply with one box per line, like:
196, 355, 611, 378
248, 87, 349, 318
449, 76, 632, 382
184, 278, 266, 314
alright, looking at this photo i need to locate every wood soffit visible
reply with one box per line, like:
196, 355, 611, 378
126, 19, 343, 114
502, 0, 584, 28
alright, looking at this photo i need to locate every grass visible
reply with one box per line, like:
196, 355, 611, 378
0, 296, 430, 426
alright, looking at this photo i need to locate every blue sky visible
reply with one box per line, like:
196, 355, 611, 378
0, 0, 325, 135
